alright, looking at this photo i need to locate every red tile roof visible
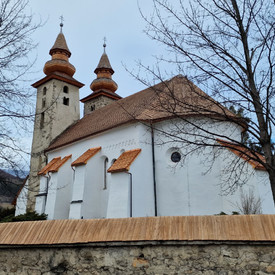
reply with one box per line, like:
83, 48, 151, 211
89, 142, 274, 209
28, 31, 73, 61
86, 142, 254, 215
108, 149, 141, 173
38, 157, 61, 175
48, 155, 72, 173
47, 75, 241, 152
217, 139, 265, 170
71, 147, 101, 167
0, 215, 274, 245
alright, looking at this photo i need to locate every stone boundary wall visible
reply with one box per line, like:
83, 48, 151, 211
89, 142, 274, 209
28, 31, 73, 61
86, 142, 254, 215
0, 241, 274, 275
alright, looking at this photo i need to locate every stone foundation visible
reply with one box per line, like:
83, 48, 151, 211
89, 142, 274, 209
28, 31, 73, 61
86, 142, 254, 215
0, 241, 274, 274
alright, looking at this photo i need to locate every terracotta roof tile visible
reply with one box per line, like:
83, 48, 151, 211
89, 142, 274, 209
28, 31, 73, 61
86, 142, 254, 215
217, 139, 265, 170
48, 155, 72, 173
0, 215, 274, 245
47, 75, 241, 152
71, 147, 101, 167
108, 149, 141, 173
38, 157, 61, 175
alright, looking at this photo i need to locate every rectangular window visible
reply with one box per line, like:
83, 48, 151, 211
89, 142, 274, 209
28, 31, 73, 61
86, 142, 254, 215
40, 112, 45, 128
63, 97, 69, 106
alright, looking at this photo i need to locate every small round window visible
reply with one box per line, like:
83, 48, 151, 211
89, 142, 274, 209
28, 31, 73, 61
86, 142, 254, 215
171, 152, 181, 163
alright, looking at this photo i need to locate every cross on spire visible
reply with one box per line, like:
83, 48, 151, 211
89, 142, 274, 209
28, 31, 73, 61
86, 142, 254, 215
59, 15, 64, 32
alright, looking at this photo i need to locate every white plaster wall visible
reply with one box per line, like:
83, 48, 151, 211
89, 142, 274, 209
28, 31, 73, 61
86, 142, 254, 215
15, 179, 29, 216
128, 147, 155, 217
106, 173, 130, 218
256, 170, 275, 214
153, 118, 274, 216
44, 173, 57, 220
44, 118, 274, 219
44, 160, 73, 220
154, 144, 223, 216
82, 154, 107, 219
35, 176, 48, 214
69, 165, 85, 219
47, 124, 141, 219
47, 123, 156, 219
54, 160, 73, 219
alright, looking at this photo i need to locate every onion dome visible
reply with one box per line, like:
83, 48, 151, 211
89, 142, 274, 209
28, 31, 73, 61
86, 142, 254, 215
90, 45, 118, 93
43, 31, 76, 77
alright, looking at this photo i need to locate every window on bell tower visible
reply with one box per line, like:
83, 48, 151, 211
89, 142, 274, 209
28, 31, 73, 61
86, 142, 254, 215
42, 98, 46, 108
40, 112, 45, 128
63, 97, 69, 106
43, 87, 47, 95
63, 86, 69, 93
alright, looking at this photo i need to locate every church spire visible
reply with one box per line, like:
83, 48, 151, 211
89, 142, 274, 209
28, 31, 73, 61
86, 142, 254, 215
80, 42, 121, 115
43, 22, 76, 77
90, 42, 118, 93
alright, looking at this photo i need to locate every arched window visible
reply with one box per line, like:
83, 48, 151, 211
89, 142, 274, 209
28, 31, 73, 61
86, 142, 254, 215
63, 97, 69, 106
103, 157, 108, 190
42, 98, 46, 108
90, 104, 95, 111
63, 86, 69, 93
43, 87, 47, 95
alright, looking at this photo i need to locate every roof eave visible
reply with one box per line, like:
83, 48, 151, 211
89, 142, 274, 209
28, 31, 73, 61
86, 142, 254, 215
32, 74, 84, 88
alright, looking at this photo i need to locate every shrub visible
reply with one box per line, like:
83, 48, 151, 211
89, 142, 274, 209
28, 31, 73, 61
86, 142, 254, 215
0, 211, 47, 223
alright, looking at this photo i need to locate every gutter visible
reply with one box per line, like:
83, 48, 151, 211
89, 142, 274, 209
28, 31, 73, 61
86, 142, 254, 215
150, 122, 158, 216
125, 172, 133, 217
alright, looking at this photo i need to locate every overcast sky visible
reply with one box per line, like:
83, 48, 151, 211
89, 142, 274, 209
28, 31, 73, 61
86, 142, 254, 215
16, 0, 173, 168
28, 0, 165, 100
10, 0, 273, 173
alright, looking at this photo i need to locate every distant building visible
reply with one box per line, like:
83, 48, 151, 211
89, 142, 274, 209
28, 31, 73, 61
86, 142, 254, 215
15, 27, 275, 219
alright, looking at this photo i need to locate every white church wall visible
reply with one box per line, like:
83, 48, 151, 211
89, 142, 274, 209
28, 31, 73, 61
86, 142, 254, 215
44, 172, 57, 219
132, 125, 155, 217
42, 117, 274, 220
47, 124, 143, 219
210, 146, 274, 215
256, 170, 275, 214
106, 173, 130, 218
154, 144, 224, 216
44, 160, 73, 220
48, 124, 140, 162
82, 154, 106, 219
152, 118, 274, 216
69, 165, 86, 219
54, 160, 73, 219
15, 179, 29, 216
35, 176, 48, 214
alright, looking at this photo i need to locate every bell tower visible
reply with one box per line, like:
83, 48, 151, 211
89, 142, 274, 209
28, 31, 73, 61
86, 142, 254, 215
27, 24, 84, 210
81, 42, 121, 115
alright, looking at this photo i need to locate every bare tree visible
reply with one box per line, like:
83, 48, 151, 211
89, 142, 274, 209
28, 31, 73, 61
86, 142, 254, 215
136, 0, 275, 202
235, 189, 262, 214
0, 0, 40, 175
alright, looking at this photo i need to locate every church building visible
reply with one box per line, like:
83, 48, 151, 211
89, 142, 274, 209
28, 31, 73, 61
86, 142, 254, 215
15, 26, 275, 219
